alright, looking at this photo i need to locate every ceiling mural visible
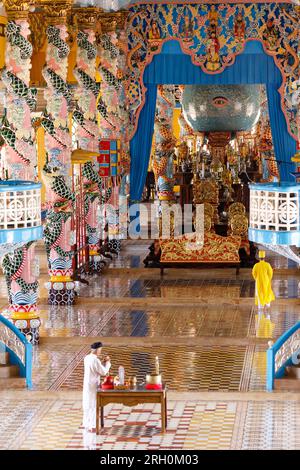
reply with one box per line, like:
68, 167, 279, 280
182, 85, 261, 132
126, 2, 299, 141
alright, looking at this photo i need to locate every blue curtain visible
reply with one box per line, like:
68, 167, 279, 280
266, 85, 296, 182
130, 40, 296, 200
130, 84, 157, 201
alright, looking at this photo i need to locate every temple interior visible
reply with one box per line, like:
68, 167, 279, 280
0, 0, 300, 453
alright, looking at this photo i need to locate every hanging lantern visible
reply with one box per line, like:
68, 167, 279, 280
248, 182, 300, 246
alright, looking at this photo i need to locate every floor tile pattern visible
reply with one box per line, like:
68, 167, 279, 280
18, 401, 83, 450
241, 401, 300, 449
77, 277, 300, 300
31, 344, 86, 390
96, 305, 254, 338
0, 400, 49, 450
15, 400, 238, 450
248, 345, 268, 391
1, 242, 299, 450
6, 399, 300, 450
39, 306, 115, 338
182, 402, 236, 450
58, 345, 246, 392
248, 306, 300, 339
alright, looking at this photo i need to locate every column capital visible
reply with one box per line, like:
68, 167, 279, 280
72, 6, 99, 31
98, 11, 129, 34
40, 0, 72, 25
3, 0, 33, 20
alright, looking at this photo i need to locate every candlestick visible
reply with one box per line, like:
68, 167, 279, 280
119, 366, 125, 385
155, 356, 160, 375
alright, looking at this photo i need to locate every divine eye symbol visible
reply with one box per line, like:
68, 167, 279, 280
212, 96, 229, 108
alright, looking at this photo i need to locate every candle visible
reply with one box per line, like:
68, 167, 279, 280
119, 366, 125, 385
155, 356, 160, 375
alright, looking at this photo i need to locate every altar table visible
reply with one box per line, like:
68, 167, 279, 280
96, 386, 167, 434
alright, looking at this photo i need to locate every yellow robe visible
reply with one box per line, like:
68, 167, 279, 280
252, 260, 275, 306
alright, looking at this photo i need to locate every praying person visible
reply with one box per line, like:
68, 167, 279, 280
82, 342, 111, 431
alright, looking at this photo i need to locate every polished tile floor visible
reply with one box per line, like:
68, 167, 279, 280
1, 241, 300, 449
2, 398, 300, 450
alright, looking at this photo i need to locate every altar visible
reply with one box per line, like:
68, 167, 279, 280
96, 386, 168, 434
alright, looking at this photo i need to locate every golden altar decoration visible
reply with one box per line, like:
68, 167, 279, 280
230, 213, 250, 255
160, 232, 241, 264
197, 180, 219, 223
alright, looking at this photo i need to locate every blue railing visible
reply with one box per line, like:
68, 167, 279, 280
0, 314, 32, 389
267, 321, 300, 391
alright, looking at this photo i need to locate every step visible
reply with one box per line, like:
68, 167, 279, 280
0, 364, 19, 379
0, 377, 26, 390
274, 377, 300, 391
286, 365, 300, 379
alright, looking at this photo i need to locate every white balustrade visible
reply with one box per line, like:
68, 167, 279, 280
0, 182, 41, 231
249, 184, 300, 232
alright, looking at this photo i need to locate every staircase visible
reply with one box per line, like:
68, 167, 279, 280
274, 364, 300, 391
267, 321, 300, 391
0, 352, 26, 389
0, 314, 32, 389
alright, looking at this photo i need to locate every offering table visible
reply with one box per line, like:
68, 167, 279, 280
96, 386, 167, 434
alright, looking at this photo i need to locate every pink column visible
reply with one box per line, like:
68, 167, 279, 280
41, 5, 76, 305
98, 19, 130, 249
0, 7, 41, 344
73, 8, 103, 272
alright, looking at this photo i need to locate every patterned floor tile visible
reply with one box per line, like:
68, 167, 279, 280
240, 401, 300, 449
58, 345, 246, 392
4, 399, 298, 450
0, 244, 298, 450
0, 400, 51, 450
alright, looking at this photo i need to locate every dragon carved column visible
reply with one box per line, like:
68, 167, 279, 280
152, 87, 177, 237
41, 1, 76, 306
0, 1, 41, 344
73, 8, 98, 153
153, 86, 177, 203
97, 12, 130, 251
73, 8, 103, 273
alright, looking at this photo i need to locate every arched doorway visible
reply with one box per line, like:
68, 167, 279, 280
130, 40, 297, 201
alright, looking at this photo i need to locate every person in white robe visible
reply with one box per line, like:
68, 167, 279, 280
82, 341, 111, 431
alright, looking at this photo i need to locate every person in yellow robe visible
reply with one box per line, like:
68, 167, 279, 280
252, 250, 275, 308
